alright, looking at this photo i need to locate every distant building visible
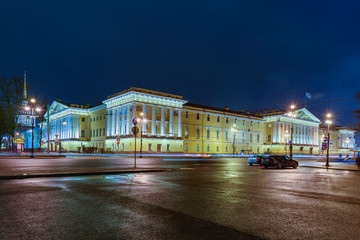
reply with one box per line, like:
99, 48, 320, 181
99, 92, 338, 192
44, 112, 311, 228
40, 87, 356, 155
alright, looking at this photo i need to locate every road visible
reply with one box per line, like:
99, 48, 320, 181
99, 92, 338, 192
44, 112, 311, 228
1, 157, 360, 239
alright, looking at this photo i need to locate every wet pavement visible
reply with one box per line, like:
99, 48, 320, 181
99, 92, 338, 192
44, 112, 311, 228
0, 159, 359, 240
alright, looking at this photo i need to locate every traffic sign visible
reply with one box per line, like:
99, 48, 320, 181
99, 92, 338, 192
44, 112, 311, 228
117, 141, 120, 145
132, 117, 138, 126
289, 140, 292, 144
131, 126, 139, 135
116, 137, 121, 141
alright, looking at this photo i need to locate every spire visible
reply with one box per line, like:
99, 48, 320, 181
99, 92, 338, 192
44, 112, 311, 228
23, 71, 27, 100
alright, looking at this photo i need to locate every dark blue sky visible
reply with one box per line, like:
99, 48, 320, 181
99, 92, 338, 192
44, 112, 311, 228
1, 0, 360, 130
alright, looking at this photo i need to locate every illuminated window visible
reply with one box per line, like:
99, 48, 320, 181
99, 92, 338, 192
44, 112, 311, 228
243, 120, 245, 126
185, 143, 188, 151
185, 111, 189, 118
185, 127, 189, 137
196, 128, 200, 138
207, 114, 210, 121
146, 108, 149, 114
167, 144, 170, 151
149, 143, 152, 151
196, 113, 200, 120
207, 144, 210, 152
196, 144, 199, 151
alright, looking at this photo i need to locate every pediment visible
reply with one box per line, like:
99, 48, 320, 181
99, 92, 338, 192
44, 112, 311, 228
293, 108, 321, 123
48, 101, 69, 115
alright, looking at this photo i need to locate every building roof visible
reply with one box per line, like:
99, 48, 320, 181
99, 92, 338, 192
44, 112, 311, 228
56, 99, 92, 109
107, 87, 184, 100
184, 102, 262, 119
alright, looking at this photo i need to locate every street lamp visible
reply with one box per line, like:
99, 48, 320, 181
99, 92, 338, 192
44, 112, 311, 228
59, 120, 67, 155
288, 105, 296, 160
137, 112, 147, 156
25, 98, 41, 158
325, 114, 332, 167
232, 124, 239, 155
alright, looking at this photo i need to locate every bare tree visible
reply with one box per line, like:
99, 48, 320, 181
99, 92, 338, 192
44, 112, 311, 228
0, 76, 24, 151
354, 90, 360, 132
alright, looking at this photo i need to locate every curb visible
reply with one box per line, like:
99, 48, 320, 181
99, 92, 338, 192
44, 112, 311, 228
0, 169, 171, 180
301, 166, 360, 172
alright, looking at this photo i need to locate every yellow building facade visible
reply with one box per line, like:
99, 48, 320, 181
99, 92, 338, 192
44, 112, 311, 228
41, 87, 356, 155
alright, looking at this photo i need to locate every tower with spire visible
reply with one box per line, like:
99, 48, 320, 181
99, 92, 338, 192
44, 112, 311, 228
23, 71, 27, 100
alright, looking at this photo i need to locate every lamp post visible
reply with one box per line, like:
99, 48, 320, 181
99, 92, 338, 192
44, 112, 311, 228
288, 105, 296, 160
59, 120, 67, 155
232, 124, 239, 155
137, 113, 147, 157
325, 113, 332, 167
24, 98, 41, 158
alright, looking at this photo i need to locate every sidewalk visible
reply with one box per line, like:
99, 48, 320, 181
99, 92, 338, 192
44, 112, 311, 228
299, 160, 360, 171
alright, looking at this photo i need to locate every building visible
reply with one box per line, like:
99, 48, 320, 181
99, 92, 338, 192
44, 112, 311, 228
41, 87, 356, 155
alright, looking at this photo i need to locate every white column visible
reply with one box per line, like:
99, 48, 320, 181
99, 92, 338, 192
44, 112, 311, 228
127, 105, 131, 135
152, 106, 156, 135
281, 123, 285, 143
75, 115, 79, 138
169, 109, 174, 136
142, 104, 147, 134
264, 123, 267, 143
111, 109, 116, 136
178, 109, 182, 137
294, 124, 297, 144
132, 103, 137, 121
107, 110, 111, 136
273, 122, 277, 143
116, 108, 120, 136
160, 107, 165, 136
121, 106, 125, 135
278, 122, 281, 143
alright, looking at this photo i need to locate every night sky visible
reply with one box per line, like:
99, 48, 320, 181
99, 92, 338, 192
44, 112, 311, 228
1, 1, 360, 132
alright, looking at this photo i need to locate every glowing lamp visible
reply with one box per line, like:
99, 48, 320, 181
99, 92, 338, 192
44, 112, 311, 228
25, 106, 30, 111
30, 98, 36, 103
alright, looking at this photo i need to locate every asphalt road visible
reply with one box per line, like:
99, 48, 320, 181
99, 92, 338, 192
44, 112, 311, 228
1, 159, 359, 240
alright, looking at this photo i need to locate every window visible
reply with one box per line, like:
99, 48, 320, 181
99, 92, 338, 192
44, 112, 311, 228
216, 129, 220, 139
104, 115, 106, 119
257, 122, 260, 128
146, 107, 149, 113
149, 143, 152, 151
99, 128, 102, 136
93, 129, 95, 137
250, 132, 253, 142
217, 116, 220, 122
207, 144, 210, 152
207, 114, 210, 121
100, 115, 102, 120
90, 130, 92, 137
185, 127, 189, 137
90, 118, 92, 122
242, 131, 245, 142
96, 129, 99, 137
93, 117, 95, 122
243, 120, 245, 126
196, 144, 199, 151
82, 117, 85, 122
155, 109, 158, 115
185, 143, 188, 151
196, 128, 200, 138
225, 130, 228, 140
250, 121, 253, 127
122, 143, 124, 151
185, 111, 189, 118
217, 145, 219, 152
97, 116, 98, 121
257, 133, 260, 143
103, 128, 105, 136
196, 113, 200, 120
226, 145, 228, 152
81, 129, 86, 138
226, 117, 229, 123
207, 128, 210, 138
235, 119, 237, 125
300, 147, 304, 151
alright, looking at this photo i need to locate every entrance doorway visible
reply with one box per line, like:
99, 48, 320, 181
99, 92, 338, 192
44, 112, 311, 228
157, 144, 162, 153
309, 147, 313, 155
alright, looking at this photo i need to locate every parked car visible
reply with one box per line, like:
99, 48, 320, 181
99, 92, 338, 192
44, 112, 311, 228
248, 155, 267, 166
261, 155, 298, 169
